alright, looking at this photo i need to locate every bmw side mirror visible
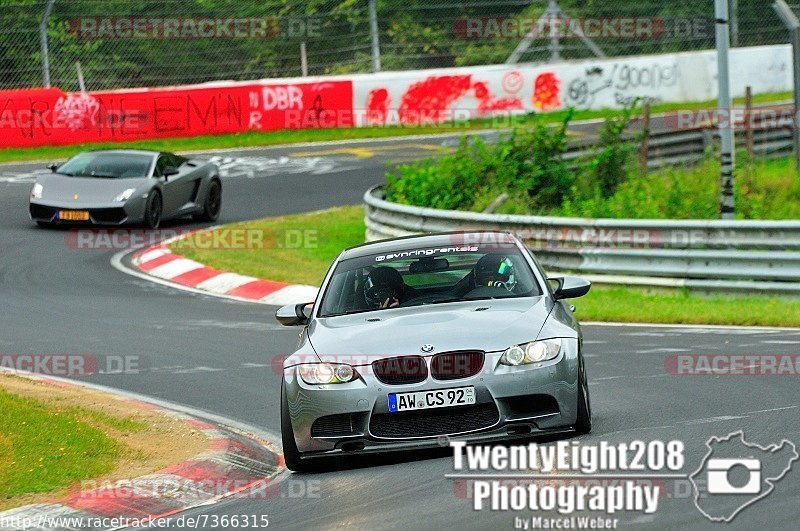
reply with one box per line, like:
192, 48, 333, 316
47, 163, 58, 172
549, 276, 591, 300
276, 302, 313, 326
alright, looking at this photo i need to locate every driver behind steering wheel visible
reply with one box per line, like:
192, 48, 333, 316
473, 254, 515, 291
364, 267, 409, 309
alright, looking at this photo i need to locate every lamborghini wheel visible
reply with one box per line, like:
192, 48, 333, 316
193, 179, 221, 222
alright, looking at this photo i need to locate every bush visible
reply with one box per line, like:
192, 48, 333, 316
385, 112, 575, 211
590, 102, 637, 197
384, 105, 800, 220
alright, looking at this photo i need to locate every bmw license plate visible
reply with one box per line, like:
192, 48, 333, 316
58, 210, 89, 221
388, 386, 475, 413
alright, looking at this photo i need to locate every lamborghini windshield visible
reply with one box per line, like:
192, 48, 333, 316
319, 246, 542, 318
56, 153, 153, 178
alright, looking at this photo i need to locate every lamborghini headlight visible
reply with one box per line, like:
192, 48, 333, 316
298, 363, 357, 384
31, 183, 43, 199
114, 188, 136, 202
500, 338, 562, 366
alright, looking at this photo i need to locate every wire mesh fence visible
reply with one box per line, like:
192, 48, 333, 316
0, 0, 795, 91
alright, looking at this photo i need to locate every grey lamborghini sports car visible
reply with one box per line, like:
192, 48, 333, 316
29, 150, 220, 228
276, 231, 592, 471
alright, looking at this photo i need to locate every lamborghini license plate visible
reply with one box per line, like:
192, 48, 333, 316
58, 210, 90, 221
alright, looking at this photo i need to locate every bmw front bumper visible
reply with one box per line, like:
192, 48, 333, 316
283, 338, 581, 457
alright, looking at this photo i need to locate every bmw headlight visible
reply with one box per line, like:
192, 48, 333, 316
114, 188, 136, 202
500, 338, 562, 366
31, 183, 43, 199
298, 363, 357, 384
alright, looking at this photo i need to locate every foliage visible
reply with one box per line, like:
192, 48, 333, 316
589, 102, 637, 198
558, 156, 800, 220
386, 113, 574, 212
385, 103, 800, 221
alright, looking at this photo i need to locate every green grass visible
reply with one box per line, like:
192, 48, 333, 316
171, 206, 365, 286
0, 388, 124, 501
0, 91, 790, 164
577, 286, 800, 327
169, 206, 800, 327
551, 156, 800, 220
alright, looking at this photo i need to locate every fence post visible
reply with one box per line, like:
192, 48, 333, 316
39, 0, 56, 88
368, 0, 381, 72
639, 101, 651, 173
300, 42, 308, 77
773, 1, 800, 171
730, 0, 739, 47
744, 86, 754, 158
715, 0, 736, 220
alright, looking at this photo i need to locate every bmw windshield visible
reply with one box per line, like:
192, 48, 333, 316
318, 246, 542, 317
55, 153, 153, 178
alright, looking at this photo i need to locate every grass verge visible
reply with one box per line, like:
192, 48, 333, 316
576, 286, 800, 327
0, 91, 790, 164
169, 206, 800, 327
0, 387, 122, 502
172, 206, 365, 286
0, 374, 207, 509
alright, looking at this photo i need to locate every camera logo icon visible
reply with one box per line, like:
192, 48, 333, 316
690, 431, 798, 522
706, 458, 761, 494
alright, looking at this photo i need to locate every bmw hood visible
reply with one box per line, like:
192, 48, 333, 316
35, 174, 150, 203
308, 296, 555, 364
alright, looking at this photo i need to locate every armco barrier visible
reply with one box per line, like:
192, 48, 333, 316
363, 186, 800, 295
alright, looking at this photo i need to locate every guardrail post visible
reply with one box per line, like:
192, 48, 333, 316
639, 101, 651, 173
744, 86, 754, 158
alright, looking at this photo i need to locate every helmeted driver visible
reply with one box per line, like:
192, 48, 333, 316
473, 254, 515, 290
364, 267, 408, 309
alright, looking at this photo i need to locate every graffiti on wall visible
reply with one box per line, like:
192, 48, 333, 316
532, 72, 561, 111
366, 74, 523, 126
564, 61, 680, 109
53, 93, 101, 131
0, 81, 353, 148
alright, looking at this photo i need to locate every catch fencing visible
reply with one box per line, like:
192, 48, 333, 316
0, 0, 795, 91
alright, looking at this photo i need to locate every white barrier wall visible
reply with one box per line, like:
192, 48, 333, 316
350, 45, 792, 126
2, 45, 791, 148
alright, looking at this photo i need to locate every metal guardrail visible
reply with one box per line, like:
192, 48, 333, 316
565, 122, 796, 170
364, 186, 800, 295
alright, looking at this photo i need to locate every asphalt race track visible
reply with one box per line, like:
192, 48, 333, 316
1, 134, 799, 530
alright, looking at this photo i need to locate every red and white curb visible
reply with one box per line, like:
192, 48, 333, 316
121, 234, 318, 306
0, 372, 283, 530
